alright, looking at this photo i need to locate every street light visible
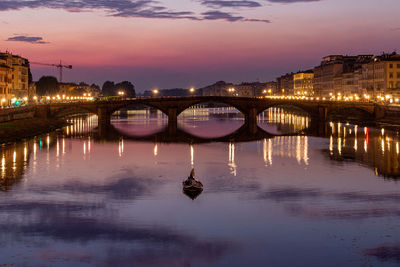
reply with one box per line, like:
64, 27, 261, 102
118, 91, 125, 97
189, 87, 195, 93
153, 89, 159, 97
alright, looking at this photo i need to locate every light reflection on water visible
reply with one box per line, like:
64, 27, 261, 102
1, 108, 400, 266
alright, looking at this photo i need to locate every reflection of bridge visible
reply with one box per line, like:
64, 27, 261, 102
34, 96, 387, 135
95, 124, 278, 144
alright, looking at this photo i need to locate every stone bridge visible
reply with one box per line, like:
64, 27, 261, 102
34, 96, 386, 134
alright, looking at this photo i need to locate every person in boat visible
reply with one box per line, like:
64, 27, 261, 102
184, 169, 195, 186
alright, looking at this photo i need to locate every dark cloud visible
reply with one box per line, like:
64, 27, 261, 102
334, 192, 400, 202
0, 201, 104, 213
0, 207, 235, 265
104, 241, 234, 266
29, 171, 162, 200
364, 245, 400, 263
286, 205, 400, 220
257, 187, 322, 201
201, 0, 262, 8
256, 187, 400, 203
0, 0, 270, 22
266, 0, 320, 3
6, 35, 49, 44
202, 10, 270, 22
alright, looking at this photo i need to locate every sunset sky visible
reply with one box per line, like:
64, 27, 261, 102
1, 0, 399, 91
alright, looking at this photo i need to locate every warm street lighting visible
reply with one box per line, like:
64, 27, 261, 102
118, 91, 125, 96
189, 87, 195, 93
228, 87, 236, 95
153, 89, 159, 96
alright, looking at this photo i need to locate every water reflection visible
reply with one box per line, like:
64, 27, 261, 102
258, 107, 310, 135
328, 122, 400, 178
3, 109, 400, 265
2, 109, 400, 195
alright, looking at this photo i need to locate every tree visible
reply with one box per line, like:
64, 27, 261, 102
102, 81, 136, 97
102, 81, 115, 96
91, 83, 100, 91
36, 76, 59, 96
115, 81, 136, 97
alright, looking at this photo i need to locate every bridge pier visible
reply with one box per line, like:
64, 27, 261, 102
168, 108, 178, 124
374, 105, 385, 120
318, 106, 328, 121
98, 107, 111, 136
166, 108, 178, 135
245, 108, 258, 134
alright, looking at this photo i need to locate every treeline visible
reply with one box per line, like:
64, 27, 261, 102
34, 76, 136, 97
102, 81, 136, 97
35, 76, 101, 96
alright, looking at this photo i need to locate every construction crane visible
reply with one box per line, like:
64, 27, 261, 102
30, 60, 72, 83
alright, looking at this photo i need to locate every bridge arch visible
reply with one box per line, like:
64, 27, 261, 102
51, 105, 98, 118
108, 102, 168, 117
175, 98, 248, 118
257, 103, 315, 118
327, 107, 374, 121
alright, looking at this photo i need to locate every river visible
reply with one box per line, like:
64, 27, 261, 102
1, 107, 400, 266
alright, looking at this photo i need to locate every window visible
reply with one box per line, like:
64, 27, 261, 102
389, 82, 394, 88
389, 72, 394, 78
390, 64, 393, 68
397, 64, 400, 68
398, 72, 400, 79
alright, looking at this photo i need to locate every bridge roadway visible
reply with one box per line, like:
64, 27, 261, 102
34, 96, 386, 134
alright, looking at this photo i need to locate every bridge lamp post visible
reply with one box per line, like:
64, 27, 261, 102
227, 87, 236, 96
152, 89, 159, 97
189, 87, 195, 95
118, 91, 125, 98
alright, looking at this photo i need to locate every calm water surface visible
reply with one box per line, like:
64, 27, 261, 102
1, 108, 400, 266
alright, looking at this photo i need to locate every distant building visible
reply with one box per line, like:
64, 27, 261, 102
200, 81, 274, 97
11, 55, 29, 99
260, 81, 277, 96
362, 52, 400, 99
313, 55, 373, 97
201, 81, 235, 96
28, 82, 37, 101
276, 73, 294, 95
293, 71, 314, 96
59, 82, 100, 97
0, 54, 13, 105
0, 52, 30, 105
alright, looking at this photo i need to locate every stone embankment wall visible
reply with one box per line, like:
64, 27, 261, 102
0, 107, 35, 123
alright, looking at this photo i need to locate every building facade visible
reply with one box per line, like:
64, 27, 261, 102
276, 73, 294, 95
293, 71, 314, 96
313, 55, 373, 97
362, 53, 400, 99
0, 54, 13, 105
0, 52, 30, 105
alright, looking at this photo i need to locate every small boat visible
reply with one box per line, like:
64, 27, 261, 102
183, 169, 203, 192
